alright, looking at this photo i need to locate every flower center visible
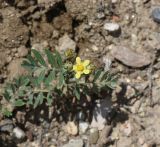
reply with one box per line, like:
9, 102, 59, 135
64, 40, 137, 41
77, 64, 84, 71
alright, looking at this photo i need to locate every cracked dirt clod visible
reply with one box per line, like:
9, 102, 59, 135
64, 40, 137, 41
0, 7, 29, 48
111, 46, 151, 68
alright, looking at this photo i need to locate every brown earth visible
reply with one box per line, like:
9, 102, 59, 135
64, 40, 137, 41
0, 0, 160, 147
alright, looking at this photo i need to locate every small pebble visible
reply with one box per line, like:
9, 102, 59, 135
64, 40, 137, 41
17, 46, 29, 57
104, 22, 120, 32
152, 7, 160, 23
65, 121, 78, 136
79, 122, 89, 134
89, 127, 99, 144
62, 139, 83, 147
0, 119, 14, 133
13, 127, 25, 140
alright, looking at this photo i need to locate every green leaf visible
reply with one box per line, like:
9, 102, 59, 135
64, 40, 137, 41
21, 77, 30, 86
93, 69, 102, 82
29, 76, 39, 87
33, 92, 44, 109
22, 60, 35, 70
37, 69, 46, 84
74, 86, 80, 100
18, 89, 25, 97
2, 108, 12, 117
55, 50, 62, 67
45, 70, 55, 86
14, 99, 25, 107
27, 54, 37, 66
45, 49, 56, 67
101, 72, 109, 82
27, 94, 34, 105
5, 86, 14, 98
3, 90, 11, 101
32, 49, 46, 66
46, 92, 53, 106
109, 78, 117, 89
58, 71, 64, 88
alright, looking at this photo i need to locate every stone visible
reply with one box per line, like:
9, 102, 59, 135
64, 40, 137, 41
125, 85, 136, 99
104, 22, 120, 32
17, 46, 29, 57
79, 122, 89, 134
37, 0, 61, 4
32, 41, 49, 52
65, 121, 78, 136
0, 8, 29, 48
0, 51, 7, 69
89, 127, 99, 144
102, 56, 112, 71
58, 34, 76, 53
112, 0, 118, 3
120, 121, 132, 137
97, 125, 112, 146
111, 46, 151, 68
13, 127, 25, 140
152, 7, 160, 23
53, 14, 72, 34
116, 137, 133, 147
62, 139, 83, 147
7, 58, 28, 80
0, 119, 14, 133
91, 99, 112, 130
151, 86, 160, 105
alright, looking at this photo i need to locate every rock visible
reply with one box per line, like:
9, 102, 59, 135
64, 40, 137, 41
97, 125, 112, 146
62, 139, 83, 147
53, 14, 72, 34
0, 119, 14, 133
152, 7, 160, 23
79, 122, 89, 134
0, 8, 29, 48
125, 85, 136, 99
116, 137, 133, 147
50, 145, 56, 147
13, 127, 25, 140
103, 56, 112, 71
89, 127, 99, 144
7, 58, 28, 80
58, 34, 76, 53
16, 0, 27, 8
152, 86, 160, 105
91, 99, 112, 130
65, 121, 78, 136
111, 46, 151, 68
37, 0, 61, 4
0, 51, 7, 69
104, 22, 120, 33
17, 46, 29, 57
120, 121, 132, 137
111, 0, 118, 3
32, 41, 49, 52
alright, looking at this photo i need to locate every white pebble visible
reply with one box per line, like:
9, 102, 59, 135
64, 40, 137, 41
13, 127, 25, 139
104, 22, 120, 32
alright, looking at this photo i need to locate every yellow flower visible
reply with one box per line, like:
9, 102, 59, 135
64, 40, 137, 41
73, 57, 91, 79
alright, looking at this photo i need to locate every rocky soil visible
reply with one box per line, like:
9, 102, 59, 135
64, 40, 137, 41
1, 0, 160, 147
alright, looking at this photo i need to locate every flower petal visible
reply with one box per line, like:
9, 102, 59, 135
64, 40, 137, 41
83, 60, 90, 66
83, 69, 90, 74
75, 72, 82, 79
73, 65, 77, 71
76, 57, 81, 64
